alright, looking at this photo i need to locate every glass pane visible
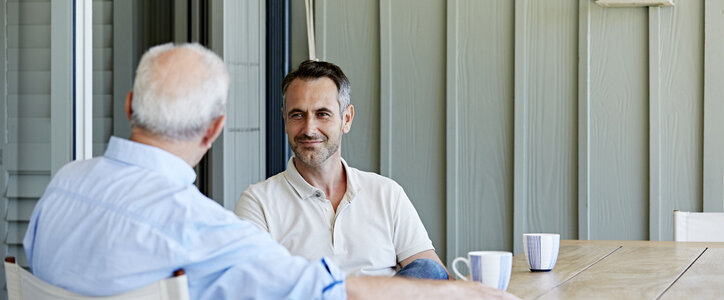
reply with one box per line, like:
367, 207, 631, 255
93, 0, 114, 156
91, 0, 177, 156
1, 0, 73, 271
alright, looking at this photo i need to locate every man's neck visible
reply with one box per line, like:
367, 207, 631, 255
129, 128, 201, 167
294, 153, 347, 210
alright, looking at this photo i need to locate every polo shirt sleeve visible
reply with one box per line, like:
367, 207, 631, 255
391, 186, 435, 262
234, 189, 270, 232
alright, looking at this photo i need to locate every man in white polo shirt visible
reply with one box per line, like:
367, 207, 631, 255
235, 60, 448, 279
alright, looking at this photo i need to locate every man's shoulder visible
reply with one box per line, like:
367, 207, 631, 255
242, 171, 290, 196
55, 156, 104, 173
50, 155, 178, 191
47, 155, 221, 222
347, 166, 402, 190
49, 156, 114, 187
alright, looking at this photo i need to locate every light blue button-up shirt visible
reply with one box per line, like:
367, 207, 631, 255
23, 137, 346, 299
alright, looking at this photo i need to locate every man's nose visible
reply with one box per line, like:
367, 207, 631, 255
301, 116, 317, 134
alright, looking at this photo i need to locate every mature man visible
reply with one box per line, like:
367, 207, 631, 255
235, 60, 447, 279
23, 44, 517, 300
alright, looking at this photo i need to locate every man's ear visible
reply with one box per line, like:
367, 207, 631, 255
342, 105, 354, 134
202, 115, 226, 148
125, 92, 133, 120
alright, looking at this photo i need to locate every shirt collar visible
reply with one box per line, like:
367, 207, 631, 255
103, 136, 197, 185
283, 156, 358, 201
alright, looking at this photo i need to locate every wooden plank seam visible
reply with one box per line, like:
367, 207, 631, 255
533, 246, 622, 300
655, 248, 708, 299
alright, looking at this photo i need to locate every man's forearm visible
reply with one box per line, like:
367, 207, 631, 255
399, 249, 452, 280
345, 276, 519, 300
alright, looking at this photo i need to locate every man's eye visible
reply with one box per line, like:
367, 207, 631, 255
318, 112, 330, 118
291, 113, 303, 119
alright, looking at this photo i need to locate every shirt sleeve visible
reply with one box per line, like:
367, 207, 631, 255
234, 188, 270, 232
183, 208, 346, 300
23, 201, 41, 269
391, 186, 435, 263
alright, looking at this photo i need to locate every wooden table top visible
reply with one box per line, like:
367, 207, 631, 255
506, 240, 724, 299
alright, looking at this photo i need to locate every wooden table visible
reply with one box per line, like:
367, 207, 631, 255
507, 240, 724, 299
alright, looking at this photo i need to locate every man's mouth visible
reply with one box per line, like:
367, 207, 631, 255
299, 140, 321, 145
296, 139, 325, 147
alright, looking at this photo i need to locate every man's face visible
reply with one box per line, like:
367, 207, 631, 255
283, 77, 352, 167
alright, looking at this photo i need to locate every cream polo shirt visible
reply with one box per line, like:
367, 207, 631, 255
235, 157, 434, 276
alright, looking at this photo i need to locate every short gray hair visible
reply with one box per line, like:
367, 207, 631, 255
131, 43, 229, 141
282, 60, 350, 116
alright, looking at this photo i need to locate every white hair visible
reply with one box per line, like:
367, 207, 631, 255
131, 43, 229, 141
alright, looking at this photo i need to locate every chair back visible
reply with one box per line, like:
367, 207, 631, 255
673, 210, 724, 242
4, 257, 189, 300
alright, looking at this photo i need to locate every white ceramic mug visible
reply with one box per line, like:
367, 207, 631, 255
451, 251, 512, 291
523, 233, 560, 271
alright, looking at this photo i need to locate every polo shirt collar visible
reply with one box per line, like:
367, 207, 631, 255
104, 136, 197, 185
283, 156, 358, 201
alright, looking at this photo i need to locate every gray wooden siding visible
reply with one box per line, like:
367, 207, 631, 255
317, 0, 380, 173
514, 0, 577, 253
292, 0, 724, 260
381, 0, 448, 261
650, 1, 704, 241
588, 4, 650, 241
704, 0, 724, 212
453, 0, 515, 260
219, 0, 266, 210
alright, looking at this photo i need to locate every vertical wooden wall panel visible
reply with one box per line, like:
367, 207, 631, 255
291, 0, 310, 66
703, 0, 724, 212
450, 0, 514, 256
649, 7, 663, 241
381, 0, 447, 259
653, 2, 704, 240
380, 0, 391, 177
514, 0, 527, 255
223, 0, 266, 209
446, 0, 459, 263
317, 0, 380, 173
588, 4, 649, 240
578, 0, 592, 240
514, 0, 578, 252
0, 1, 7, 297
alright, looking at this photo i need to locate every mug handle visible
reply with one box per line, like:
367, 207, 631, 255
451, 257, 469, 281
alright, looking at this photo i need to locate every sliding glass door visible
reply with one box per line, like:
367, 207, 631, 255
1, 0, 74, 280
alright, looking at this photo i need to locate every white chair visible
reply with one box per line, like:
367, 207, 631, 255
673, 210, 724, 242
4, 257, 189, 300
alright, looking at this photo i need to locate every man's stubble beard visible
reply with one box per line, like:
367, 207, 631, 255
291, 132, 342, 167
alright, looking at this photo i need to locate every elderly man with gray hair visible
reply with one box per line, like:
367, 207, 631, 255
23, 43, 518, 300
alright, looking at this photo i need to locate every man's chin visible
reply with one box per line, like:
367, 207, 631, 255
292, 144, 338, 167
294, 153, 326, 167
